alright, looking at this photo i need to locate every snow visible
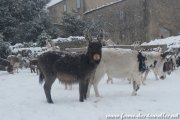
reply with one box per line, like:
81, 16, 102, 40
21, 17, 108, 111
11, 47, 48, 55
142, 35, 180, 50
12, 43, 24, 48
52, 36, 85, 43
46, 0, 62, 8
1, 35, 180, 120
0, 68, 180, 120
84, 0, 122, 14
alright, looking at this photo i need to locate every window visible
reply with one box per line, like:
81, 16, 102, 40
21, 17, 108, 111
76, 0, 81, 9
63, 4, 67, 12
119, 10, 124, 20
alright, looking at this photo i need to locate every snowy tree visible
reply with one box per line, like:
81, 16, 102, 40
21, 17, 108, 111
37, 31, 52, 47
0, 37, 11, 58
0, 33, 10, 58
0, 0, 51, 44
0, 33, 3, 41
85, 19, 105, 37
61, 13, 105, 38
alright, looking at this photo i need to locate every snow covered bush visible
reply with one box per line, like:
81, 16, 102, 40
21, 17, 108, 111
37, 31, 52, 47
52, 36, 87, 50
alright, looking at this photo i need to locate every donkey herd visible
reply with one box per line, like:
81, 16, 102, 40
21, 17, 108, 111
0, 30, 180, 104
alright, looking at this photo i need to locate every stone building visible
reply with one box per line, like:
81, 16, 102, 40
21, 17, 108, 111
47, 0, 117, 24
147, 0, 180, 40
47, 0, 180, 44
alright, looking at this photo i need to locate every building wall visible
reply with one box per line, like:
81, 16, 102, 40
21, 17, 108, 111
147, 0, 180, 40
47, 0, 120, 24
66, 0, 85, 18
84, 0, 180, 44
48, 1, 65, 24
48, 0, 85, 24
84, 0, 148, 44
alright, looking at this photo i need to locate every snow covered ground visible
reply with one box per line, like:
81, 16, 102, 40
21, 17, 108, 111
1, 35, 180, 120
0, 68, 180, 120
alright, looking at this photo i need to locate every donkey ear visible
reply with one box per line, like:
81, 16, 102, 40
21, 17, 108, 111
97, 29, 103, 42
84, 29, 92, 42
161, 52, 170, 59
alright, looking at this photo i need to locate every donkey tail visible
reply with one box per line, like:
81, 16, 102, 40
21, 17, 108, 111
39, 72, 45, 84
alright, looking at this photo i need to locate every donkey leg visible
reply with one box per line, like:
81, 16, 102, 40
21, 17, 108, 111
152, 68, 159, 80
142, 69, 150, 85
33, 68, 35, 73
64, 83, 68, 90
30, 68, 33, 73
36, 68, 39, 75
69, 84, 72, 90
87, 82, 92, 98
132, 81, 140, 96
43, 77, 56, 103
107, 76, 113, 84
93, 83, 100, 97
83, 80, 90, 100
79, 81, 85, 102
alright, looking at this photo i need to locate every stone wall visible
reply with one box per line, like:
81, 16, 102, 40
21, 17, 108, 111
147, 0, 180, 40
84, 0, 148, 44
47, 0, 118, 24
84, 0, 180, 44
48, 1, 65, 24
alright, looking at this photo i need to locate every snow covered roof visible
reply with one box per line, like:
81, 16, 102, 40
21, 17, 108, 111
142, 35, 180, 50
46, 0, 63, 8
84, 0, 123, 14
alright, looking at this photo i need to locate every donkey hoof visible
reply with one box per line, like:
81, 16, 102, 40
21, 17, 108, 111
95, 94, 101, 97
142, 83, 146, 85
131, 92, 137, 96
87, 94, 90, 98
79, 98, 84, 102
47, 100, 53, 104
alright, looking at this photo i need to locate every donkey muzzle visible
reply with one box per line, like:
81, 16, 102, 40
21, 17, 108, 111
93, 53, 101, 61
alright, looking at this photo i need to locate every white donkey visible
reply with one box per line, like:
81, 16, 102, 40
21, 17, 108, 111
107, 51, 169, 85
87, 48, 168, 97
142, 51, 174, 85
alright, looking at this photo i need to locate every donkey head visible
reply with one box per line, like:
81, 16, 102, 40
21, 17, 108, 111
84, 29, 103, 63
154, 52, 170, 80
163, 56, 174, 75
163, 61, 173, 75
6, 64, 14, 74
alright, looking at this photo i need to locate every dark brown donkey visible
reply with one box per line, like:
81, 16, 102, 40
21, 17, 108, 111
0, 57, 13, 74
38, 30, 103, 103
